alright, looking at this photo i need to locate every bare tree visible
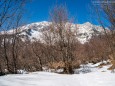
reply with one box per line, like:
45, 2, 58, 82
92, 0, 115, 70
93, 0, 115, 57
0, 0, 27, 74
42, 5, 78, 74
32, 40, 44, 71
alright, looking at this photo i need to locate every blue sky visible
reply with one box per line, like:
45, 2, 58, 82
24, 0, 100, 25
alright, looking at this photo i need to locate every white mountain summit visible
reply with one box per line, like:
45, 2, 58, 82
2, 21, 106, 44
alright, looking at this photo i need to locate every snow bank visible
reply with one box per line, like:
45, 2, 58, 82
0, 71, 115, 86
0, 62, 114, 86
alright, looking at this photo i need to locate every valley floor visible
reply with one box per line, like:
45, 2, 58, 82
0, 62, 115, 86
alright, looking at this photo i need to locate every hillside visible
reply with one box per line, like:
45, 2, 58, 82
1, 21, 108, 44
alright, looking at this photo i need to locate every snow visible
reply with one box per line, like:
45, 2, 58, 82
77, 22, 105, 44
0, 71, 115, 86
27, 29, 42, 42
0, 21, 107, 44
0, 62, 115, 86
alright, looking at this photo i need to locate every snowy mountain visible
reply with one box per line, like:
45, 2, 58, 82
1, 21, 107, 44
77, 22, 106, 43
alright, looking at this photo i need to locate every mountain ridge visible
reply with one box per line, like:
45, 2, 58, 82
1, 21, 108, 44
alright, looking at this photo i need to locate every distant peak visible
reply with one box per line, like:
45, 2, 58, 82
40, 21, 48, 23
84, 22, 92, 25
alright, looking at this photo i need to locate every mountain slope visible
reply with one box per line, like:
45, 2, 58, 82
2, 21, 107, 44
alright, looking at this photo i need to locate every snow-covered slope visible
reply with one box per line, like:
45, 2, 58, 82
77, 22, 106, 43
2, 21, 107, 43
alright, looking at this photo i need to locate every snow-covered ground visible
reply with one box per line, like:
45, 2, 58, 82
0, 62, 115, 86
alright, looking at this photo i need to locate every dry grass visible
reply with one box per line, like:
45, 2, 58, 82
72, 60, 81, 69
48, 61, 65, 69
47, 60, 81, 70
108, 60, 115, 70
98, 61, 110, 68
